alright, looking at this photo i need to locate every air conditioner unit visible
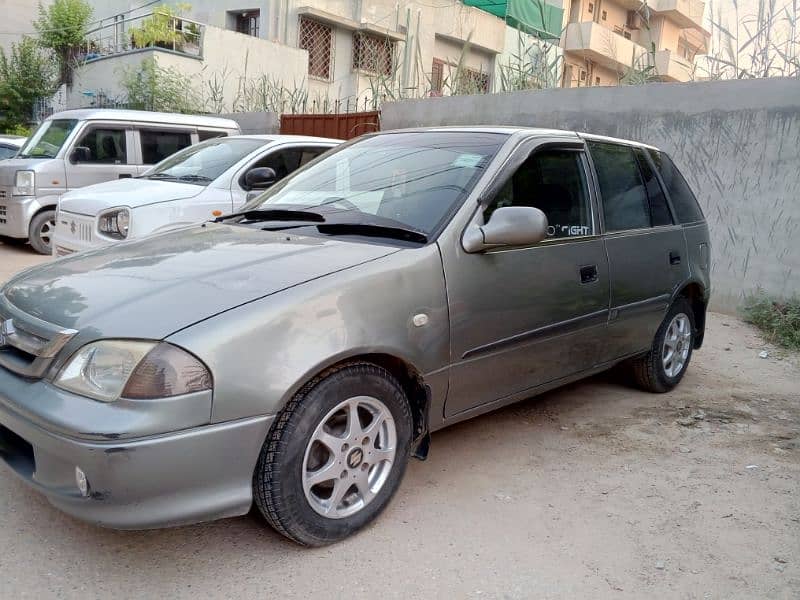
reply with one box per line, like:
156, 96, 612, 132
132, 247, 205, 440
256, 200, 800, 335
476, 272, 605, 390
626, 10, 643, 29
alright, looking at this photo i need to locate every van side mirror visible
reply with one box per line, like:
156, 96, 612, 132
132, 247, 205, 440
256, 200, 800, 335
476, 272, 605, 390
462, 206, 549, 253
70, 146, 92, 163
244, 167, 277, 190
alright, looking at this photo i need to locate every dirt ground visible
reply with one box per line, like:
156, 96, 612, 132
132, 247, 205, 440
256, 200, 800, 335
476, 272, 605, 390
0, 241, 798, 599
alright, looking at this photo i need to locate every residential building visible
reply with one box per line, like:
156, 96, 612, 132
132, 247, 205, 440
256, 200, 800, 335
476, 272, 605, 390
561, 0, 710, 86
0, 0, 51, 56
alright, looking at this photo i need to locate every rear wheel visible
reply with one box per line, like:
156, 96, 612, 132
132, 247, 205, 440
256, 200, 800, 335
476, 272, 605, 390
630, 298, 695, 393
253, 363, 412, 546
29, 209, 56, 255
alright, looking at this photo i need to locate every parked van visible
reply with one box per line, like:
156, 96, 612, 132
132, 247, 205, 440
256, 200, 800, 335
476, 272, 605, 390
0, 109, 240, 253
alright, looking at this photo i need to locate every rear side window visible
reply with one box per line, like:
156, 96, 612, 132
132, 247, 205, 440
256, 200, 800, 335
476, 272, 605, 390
633, 147, 672, 226
198, 129, 227, 142
75, 127, 128, 164
140, 129, 192, 164
486, 148, 593, 239
588, 142, 650, 232
647, 150, 704, 223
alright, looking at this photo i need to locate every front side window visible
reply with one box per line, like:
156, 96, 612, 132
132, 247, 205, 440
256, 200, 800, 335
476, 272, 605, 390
246, 146, 329, 186
143, 137, 266, 184
647, 149, 704, 223
486, 149, 593, 239
140, 129, 192, 165
251, 132, 507, 236
588, 141, 650, 232
18, 119, 79, 159
74, 127, 128, 164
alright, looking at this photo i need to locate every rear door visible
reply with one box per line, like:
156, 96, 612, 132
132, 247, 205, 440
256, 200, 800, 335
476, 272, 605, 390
586, 139, 690, 361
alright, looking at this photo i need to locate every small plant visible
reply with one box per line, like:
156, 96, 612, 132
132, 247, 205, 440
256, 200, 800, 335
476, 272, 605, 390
742, 292, 800, 350
120, 57, 202, 113
130, 4, 192, 50
33, 0, 93, 86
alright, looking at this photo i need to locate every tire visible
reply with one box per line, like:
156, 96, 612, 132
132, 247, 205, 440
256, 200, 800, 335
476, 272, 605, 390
253, 362, 413, 546
630, 298, 695, 393
28, 210, 56, 255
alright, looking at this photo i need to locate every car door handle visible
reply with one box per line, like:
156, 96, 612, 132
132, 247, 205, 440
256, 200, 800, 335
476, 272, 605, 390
580, 265, 598, 284
669, 251, 681, 265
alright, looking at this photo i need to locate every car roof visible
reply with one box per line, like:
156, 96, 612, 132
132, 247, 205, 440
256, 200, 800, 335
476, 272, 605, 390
225, 134, 342, 144
378, 126, 660, 150
44, 108, 240, 129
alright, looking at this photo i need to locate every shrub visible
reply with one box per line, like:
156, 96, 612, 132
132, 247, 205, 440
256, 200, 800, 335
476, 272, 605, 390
0, 37, 57, 131
120, 57, 202, 114
34, 0, 93, 86
742, 293, 800, 350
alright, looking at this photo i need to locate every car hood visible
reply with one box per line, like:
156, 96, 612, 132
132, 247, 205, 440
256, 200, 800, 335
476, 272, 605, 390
1, 223, 399, 340
59, 178, 205, 215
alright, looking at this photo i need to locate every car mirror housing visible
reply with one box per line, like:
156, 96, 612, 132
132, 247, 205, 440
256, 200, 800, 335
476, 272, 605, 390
245, 167, 277, 190
69, 146, 92, 164
462, 206, 548, 253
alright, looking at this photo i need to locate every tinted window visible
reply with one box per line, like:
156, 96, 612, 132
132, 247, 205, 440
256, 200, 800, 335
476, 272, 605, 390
140, 129, 192, 164
634, 147, 672, 226
589, 142, 650, 232
486, 149, 592, 239
648, 150, 704, 223
198, 129, 226, 142
75, 127, 127, 164
255, 132, 506, 236
247, 146, 328, 185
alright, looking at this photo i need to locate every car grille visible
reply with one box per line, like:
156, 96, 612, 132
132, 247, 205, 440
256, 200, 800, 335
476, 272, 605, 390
59, 213, 94, 243
0, 204, 6, 225
0, 294, 77, 379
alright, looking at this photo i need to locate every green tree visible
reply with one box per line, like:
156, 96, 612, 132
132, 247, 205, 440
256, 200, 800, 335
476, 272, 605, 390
0, 37, 57, 131
34, 0, 93, 86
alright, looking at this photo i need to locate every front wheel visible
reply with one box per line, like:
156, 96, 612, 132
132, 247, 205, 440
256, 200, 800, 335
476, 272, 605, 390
630, 298, 695, 393
28, 209, 56, 255
253, 363, 412, 546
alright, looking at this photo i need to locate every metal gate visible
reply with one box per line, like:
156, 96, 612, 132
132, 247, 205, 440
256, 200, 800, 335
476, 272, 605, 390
280, 110, 380, 140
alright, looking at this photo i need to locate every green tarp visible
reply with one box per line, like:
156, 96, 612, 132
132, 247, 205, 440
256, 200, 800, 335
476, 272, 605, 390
463, 0, 564, 40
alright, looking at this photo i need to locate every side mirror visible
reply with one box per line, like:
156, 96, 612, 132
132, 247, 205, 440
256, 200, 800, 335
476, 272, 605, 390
244, 166, 277, 190
70, 146, 92, 163
462, 206, 548, 253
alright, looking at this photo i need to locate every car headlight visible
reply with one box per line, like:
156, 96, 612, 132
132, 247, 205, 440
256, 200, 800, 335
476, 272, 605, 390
98, 207, 130, 239
54, 340, 212, 402
13, 170, 35, 196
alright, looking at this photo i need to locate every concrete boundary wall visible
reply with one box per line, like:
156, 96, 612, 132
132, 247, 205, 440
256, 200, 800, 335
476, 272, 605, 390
382, 78, 800, 313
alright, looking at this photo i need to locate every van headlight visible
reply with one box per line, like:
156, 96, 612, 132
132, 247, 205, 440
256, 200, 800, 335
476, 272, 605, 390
98, 207, 130, 239
54, 340, 212, 402
13, 170, 35, 196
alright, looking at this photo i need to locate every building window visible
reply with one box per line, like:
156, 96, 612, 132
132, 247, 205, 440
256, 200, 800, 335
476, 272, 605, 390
431, 58, 445, 95
233, 10, 259, 37
457, 67, 490, 94
623, 30, 632, 39
588, 2, 594, 13
352, 32, 395, 76
299, 17, 333, 80
602, 10, 608, 20
579, 69, 587, 81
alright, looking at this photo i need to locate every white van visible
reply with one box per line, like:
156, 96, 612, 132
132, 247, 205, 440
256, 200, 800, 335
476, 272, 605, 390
0, 109, 240, 253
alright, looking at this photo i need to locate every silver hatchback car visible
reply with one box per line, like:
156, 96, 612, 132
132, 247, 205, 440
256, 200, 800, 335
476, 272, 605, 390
0, 128, 710, 545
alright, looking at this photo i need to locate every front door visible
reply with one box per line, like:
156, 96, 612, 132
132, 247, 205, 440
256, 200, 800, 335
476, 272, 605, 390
586, 140, 690, 360
65, 125, 138, 190
443, 144, 610, 418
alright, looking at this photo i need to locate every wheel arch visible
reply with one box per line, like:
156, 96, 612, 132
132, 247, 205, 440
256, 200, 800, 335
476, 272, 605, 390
673, 281, 708, 349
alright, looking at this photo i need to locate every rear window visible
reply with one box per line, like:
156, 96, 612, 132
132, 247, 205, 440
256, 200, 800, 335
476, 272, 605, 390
588, 141, 650, 232
647, 150, 704, 224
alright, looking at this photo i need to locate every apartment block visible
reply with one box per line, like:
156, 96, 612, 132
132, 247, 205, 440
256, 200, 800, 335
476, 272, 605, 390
561, 0, 709, 86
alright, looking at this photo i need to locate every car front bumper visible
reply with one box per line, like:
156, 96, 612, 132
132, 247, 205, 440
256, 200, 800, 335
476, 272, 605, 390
0, 373, 274, 529
0, 193, 38, 238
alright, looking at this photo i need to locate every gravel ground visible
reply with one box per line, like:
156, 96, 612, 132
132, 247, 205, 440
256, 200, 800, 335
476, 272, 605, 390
0, 242, 798, 599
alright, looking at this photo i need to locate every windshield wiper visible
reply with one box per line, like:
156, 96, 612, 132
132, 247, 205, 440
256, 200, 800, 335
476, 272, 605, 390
177, 174, 213, 183
216, 208, 326, 223
316, 222, 427, 244
144, 173, 179, 180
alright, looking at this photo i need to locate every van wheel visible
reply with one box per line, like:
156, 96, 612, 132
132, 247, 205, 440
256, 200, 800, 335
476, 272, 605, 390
29, 210, 56, 255
253, 363, 412, 546
631, 298, 695, 393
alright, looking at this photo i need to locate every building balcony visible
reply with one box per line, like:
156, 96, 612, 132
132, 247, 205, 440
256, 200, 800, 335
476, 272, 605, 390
563, 21, 649, 73
650, 0, 706, 30
653, 48, 694, 81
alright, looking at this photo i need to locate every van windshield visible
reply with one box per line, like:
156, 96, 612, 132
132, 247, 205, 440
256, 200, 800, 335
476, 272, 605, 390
18, 119, 79, 159
142, 137, 267, 184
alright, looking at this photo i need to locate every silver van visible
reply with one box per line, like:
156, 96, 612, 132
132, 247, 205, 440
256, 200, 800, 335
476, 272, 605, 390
0, 109, 240, 253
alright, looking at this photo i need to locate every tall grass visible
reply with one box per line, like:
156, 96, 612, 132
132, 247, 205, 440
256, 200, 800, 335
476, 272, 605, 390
742, 292, 800, 349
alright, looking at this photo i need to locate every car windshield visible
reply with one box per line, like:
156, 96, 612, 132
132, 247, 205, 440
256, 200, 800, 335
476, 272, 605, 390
143, 137, 267, 184
246, 131, 507, 236
18, 119, 79, 159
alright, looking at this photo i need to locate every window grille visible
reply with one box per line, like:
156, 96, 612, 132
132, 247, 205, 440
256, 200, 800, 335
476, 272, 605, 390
299, 17, 333, 80
352, 32, 394, 76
